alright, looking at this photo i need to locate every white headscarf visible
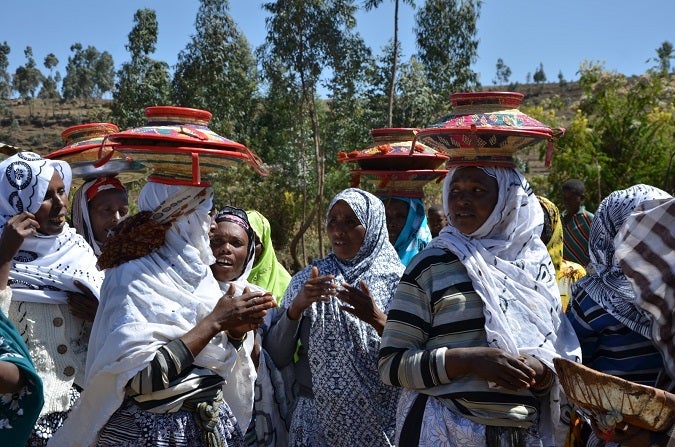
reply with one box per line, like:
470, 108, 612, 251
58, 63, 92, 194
0, 152, 102, 304
50, 183, 242, 447
429, 166, 581, 446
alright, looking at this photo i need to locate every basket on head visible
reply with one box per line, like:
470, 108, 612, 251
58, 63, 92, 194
45, 123, 147, 189
108, 106, 268, 186
338, 127, 448, 198
415, 92, 564, 168
554, 357, 675, 432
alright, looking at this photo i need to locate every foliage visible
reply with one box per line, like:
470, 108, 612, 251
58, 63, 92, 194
0, 42, 10, 100
61, 43, 115, 100
494, 58, 511, 85
533, 62, 546, 84
394, 55, 438, 126
415, 0, 482, 114
363, 0, 416, 127
172, 0, 259, 143
547, 61, 675, 209
112, 8, 172, 129
648, 40, 674, 75
12, 47, 44, 100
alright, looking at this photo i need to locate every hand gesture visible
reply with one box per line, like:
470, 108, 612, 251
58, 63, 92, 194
67, 280, 99, 322
337, 280, 386, 335
446, 347, 536, 391
210, 284, 277, 334
287, 266, 337, 320
0, 212, 38, 263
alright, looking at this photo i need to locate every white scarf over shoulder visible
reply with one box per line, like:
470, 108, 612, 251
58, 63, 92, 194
49, 184, 243, 447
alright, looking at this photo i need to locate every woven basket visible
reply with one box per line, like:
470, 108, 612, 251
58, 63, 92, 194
554, 357, 675, 431
349, 169, 447, 198
45, 123, 146, 187
109, 106, 268, 185
416, 92, 564, 168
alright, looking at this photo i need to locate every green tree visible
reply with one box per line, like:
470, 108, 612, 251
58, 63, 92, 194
62, 43, 115, 100
548, 61, 675, 207
415, 0, 482, 114
394, 55, 437, 127
363, 0, 416, 127
112, 8, 172, 128
0, 42, 11, 100
533, 62, 546, 84
493, 58, 511, 85
648, 40, 674, 74
259, 0, 364, 268
12, 47, 44, 99
38, 53, 60, 100
172, 0, 259, 143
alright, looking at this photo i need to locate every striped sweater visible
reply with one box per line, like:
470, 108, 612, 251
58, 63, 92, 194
378, 247, 542, 427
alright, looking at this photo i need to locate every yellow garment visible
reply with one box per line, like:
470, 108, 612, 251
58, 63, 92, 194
558, 260, 586, 312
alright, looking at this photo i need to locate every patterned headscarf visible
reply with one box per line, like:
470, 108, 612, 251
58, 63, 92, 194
572, 184, 672, 338
71, 176, 127, 256
380, 196, 431, 266
615, 197, 675, 379
246, 210, 291, 303
281, 187, 404, 446
0, 152, 102, 304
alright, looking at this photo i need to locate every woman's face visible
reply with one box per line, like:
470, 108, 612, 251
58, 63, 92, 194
88, 189, 129, 243
326, 200, 366, 261
210, 220, 250, 282
447, 167, 499, 235
34, 171, 68, 235
384, 198, 408, 245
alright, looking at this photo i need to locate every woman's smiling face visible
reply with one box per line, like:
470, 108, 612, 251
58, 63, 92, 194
210, 220, 250, 282
34, 171, 68, 235
447, 167, 499, 235
326, 200, 366, 261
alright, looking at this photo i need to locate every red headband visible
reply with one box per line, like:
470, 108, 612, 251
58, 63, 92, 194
85, 176, 126, 202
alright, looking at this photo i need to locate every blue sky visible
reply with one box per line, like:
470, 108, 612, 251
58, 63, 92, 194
4, 0, 674, 89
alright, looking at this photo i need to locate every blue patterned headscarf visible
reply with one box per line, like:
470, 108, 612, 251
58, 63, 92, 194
281, 187, 404, 446
572, 184, 672, 338
381, 196, 431, 266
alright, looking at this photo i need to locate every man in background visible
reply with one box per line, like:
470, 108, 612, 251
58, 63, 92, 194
426, 204, 447, 238
561, 179, 594, 266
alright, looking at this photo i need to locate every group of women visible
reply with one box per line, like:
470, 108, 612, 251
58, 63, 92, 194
0, 144, 674, 447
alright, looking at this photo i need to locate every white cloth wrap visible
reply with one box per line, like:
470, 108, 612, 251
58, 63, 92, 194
49, 184, 245, 447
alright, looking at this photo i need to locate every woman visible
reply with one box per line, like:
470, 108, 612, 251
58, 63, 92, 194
0, 226, 44, 445
71, 176, 129, 257
245, 210, 291, 304
538, 196, 586, 312
382, 196, 432, 266
379, 166, 581, 446
0, 152, 103, 446
566, 184, 672, 446
49, 183, 277, 447
265, 188, 405, 446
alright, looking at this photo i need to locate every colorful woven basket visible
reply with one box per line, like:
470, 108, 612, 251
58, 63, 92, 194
338, 127, 448, 171
338, 128, 448, 197
109, 106, 268, 185
45, 123, 146, 187
415, 92, 564, 168
554, 357, 675, 432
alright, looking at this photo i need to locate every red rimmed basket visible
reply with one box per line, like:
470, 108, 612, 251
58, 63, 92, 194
414, 92, 564, 168
108, 106, 269, 186
338, 127, 448, 171
45, 122, 147, 187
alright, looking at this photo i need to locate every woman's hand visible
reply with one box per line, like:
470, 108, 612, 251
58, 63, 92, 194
67, 280, 99, 322
287, 266, 336, 320
337, 280, 386, 335
210, 284, 277, 334
445, 347, 536, 391
0, 212, 38, 262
